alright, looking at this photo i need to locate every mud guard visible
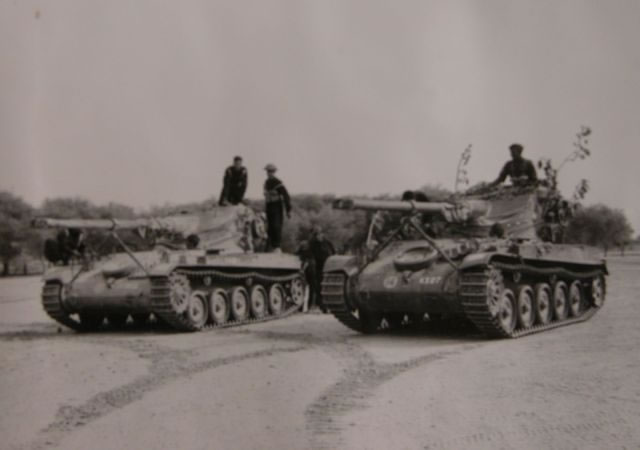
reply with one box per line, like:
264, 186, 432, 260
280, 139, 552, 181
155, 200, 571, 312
323, 255, 359, 277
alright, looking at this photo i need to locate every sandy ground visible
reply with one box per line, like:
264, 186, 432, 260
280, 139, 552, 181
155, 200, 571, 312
1, 256, 639, 450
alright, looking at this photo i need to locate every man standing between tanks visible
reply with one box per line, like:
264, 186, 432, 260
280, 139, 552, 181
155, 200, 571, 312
263, 164, 291, 252
490, 143, 538, 187
308, 226, 335, 312
219, 156, 248, 205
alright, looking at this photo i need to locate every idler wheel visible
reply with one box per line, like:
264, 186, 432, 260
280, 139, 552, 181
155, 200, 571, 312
486, 269, 505, 317
289, 278, 306, 308
589, 276, 606, 308
249, 285, 268, 319
168, 273, 191, 314
552, 281, 569, 321
534, 283, 553, 325
187, 291, 209, 329
568, 281, 584, 317
230, 287, 250, 321
209, 288, 230, 325
497, 288, 517, 334
268, 284, 285, 316
516, 285, 535, 329
107, 313, 128, 329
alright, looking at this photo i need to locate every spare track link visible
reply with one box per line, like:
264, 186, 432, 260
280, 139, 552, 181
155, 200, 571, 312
321, 273, 364, 333
460, 263, 602, 338
150, 269, 303, 332
41, 282, 83, 331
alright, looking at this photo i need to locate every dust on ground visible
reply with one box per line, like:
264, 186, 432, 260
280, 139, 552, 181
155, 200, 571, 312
1, 256, 639, 449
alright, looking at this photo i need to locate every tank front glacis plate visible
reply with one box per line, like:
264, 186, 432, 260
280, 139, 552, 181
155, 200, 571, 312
356, 240, 463, 312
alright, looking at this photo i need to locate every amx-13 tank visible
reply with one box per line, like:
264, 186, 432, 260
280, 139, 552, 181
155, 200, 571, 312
33, 205, 307, 332
321, 186, 607, 338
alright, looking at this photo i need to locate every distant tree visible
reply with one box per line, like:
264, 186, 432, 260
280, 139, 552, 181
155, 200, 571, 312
0, 191, 37, 275
40, 197, 100, 219
566, 204, 634, 255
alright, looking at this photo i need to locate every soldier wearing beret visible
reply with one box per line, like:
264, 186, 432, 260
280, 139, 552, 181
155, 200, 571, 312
263, 164, 291, 252
491, 143, 538, 187
219, 156, 248, 206
308, 226, 335, 312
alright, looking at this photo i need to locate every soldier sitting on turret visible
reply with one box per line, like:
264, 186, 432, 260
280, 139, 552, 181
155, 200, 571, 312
490, 143, 538, 187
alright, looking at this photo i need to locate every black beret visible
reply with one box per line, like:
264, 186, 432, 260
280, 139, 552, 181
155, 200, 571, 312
509, 143, 523, 153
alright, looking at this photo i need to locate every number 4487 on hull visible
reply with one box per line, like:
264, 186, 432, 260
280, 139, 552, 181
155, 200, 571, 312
322, 186, 606, 338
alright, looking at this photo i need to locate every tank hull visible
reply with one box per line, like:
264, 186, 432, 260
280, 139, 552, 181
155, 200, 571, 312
322, 238, 607, 338
42, 249, 307, 332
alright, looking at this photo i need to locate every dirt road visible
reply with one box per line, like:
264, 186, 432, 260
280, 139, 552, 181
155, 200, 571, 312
1, 256, 639, 449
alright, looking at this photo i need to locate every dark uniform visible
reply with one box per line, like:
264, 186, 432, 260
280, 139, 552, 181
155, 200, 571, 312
494, 158, 538, 185
308, 233, 335, 311
264, 176, 291, 250
219, 166, 248, 205
44, 228, 86, 265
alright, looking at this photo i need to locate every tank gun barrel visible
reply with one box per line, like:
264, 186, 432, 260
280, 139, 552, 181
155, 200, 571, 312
333, 198, 453, 214
32, 217, 152, 231
332, 197, 489, 222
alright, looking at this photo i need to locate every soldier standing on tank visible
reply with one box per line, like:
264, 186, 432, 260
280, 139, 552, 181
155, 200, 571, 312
490, 143, 538, 187
308, 226, 335, 312
219, 156, 248, 205
263, 164, 291, 252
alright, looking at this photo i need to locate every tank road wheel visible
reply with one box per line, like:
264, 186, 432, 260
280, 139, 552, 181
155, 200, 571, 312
552, 281, 569, 321
568, 281, 584, 317
107, 314, 128, 329
516, 285, 535, 329
589, 276, 606, 308
79, 313, 104, 331
268, 284, 285, 316
209, 288, 230, 325
497, 289, 517, 334
289, 278, 306, 308
186, 291, 209, 330
230, 287, 250, 321
168, 273, 191, 314
249, 285, 268, 319
486, 269, 505, 317
534, 283, 553, 325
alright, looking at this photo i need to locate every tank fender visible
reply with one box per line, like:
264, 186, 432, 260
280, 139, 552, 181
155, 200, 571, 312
459, 252, 497, 271
323, 255, 359, 277
148, 263, 179, 277
42, 267, 74, 284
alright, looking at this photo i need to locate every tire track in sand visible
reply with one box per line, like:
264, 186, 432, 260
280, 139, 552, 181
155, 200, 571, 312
22, 339, 308, 450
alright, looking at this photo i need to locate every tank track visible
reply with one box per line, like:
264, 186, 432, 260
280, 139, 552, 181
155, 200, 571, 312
323, 261, 606, 338
460, 262, 604, 338
321, 273, 364, 333
42, 268, 305, 333
150, 268, 304, 332
42, 282, 84, 331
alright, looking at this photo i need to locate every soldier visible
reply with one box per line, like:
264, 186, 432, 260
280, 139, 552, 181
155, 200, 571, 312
263, 164, 291, 252
219, 156, 248, 205
308, 226, 335, 312
490, 143, 538, 187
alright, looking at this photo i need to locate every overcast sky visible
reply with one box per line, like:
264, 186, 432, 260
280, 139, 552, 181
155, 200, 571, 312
1, 0, 639, 232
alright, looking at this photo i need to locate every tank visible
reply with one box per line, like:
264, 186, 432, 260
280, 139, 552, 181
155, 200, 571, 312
321, 186, 607, 338
33, 205, 307, 332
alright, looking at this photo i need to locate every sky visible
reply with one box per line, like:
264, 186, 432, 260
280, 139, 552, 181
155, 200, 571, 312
1, 0, 639, 232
